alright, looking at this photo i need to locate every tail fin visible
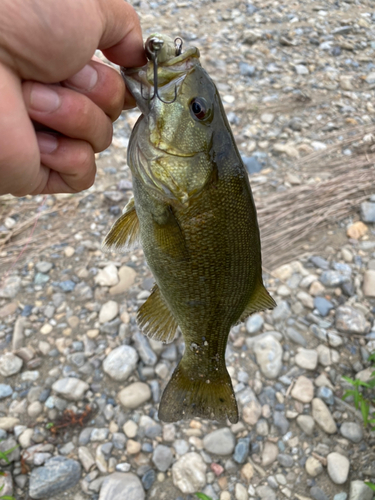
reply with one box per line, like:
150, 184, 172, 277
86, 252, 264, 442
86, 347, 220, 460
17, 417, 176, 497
158, 361, 238, 423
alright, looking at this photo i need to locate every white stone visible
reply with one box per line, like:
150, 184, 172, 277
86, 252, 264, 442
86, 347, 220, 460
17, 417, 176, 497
312, 398, 337, 434
99, 301, 119, 324
103, 346, 138, 381
172, 452, 206, 494
99, 472, 145, 500
109, 266, 137, 295
95, 264, 119, 287
253, 334, 282, 379
235, 482, 249, 500
0, 352, 23, 377
295, 348, 318, 370
52, 378, 89, 401
305, 456, 323, 477
327, 452, 350, 484
291, 376, 314, 403
118, 382, 151, 409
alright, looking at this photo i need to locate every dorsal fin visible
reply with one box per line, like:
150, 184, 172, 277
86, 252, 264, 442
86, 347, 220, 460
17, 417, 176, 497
102, 197, 140, 252
137, 284, 179, 344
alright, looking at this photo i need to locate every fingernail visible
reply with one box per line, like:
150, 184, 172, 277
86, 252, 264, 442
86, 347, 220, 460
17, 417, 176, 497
37, 133, 58, 154
30, 84, 61, 112
65, 64, 98, 91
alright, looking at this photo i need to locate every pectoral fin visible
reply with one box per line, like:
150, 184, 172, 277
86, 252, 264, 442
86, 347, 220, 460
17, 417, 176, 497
102, 197, 140, 252
152, 205, 189, 261
137, 284, 179, 343
238, 283, 276, 323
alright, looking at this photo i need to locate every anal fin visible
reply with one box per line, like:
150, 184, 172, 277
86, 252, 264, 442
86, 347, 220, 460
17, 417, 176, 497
239, 283, 276, 323
137, 284, 179, 344
102, 197, 140, 252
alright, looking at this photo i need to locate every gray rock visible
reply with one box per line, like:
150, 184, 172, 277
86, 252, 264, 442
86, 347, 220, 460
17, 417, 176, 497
103, 346, 138, 381
233, 438, 250, 464
296, 415, 315, 435
295, 348, 318, 370
295, 64, 309, 75
316, 386, 334, 405
273, 411, 289, 435
310, 486, 329, 500
172, 452, 206, 494
203, 428, 235, 455
78, 446, 95, 472
0, 384, 13, 399
310, 256, 329, 270
314, 297, 334, 316
133, 331, 157, 366
349, 480, 374, 500
29, 456, 81, 499
253, 334, 282, 379
291, 375, 314, 403
0, 438, 20, 465
152, 445, 173, 472
0, 276, 21, 298
257, 484, 277, 500
320, 271, 349, 287
327, 452, 350, 485
340, 422, 363, 443
305, 456, 323, 477
36, 261, 53, 274
118, 382, 151, 409
336, 305, 367, 334
52, 377, 89, 401
261, 441, 278, 467
333, 494, 347, 500
277, 454, 294, 468
242, 156, 263, 175
91, 428, 109, 442
99, 301, 119, 324
363, 270, 375, 298
239, 62, 256, 77
99, 472, 145, 500
272, 300, 290, 322
360, 201, 375, 223
0, 353, 23, 377
285, 327, 307, 347
246, 313, 264, 334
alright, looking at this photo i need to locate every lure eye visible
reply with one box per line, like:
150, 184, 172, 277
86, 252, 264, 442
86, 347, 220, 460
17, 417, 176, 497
190, 97, 209, 120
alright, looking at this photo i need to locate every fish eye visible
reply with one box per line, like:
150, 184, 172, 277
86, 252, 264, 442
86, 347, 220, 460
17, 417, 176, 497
190, 97, 210, 121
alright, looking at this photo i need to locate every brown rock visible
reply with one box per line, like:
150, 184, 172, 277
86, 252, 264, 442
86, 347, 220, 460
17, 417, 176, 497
347, 221, 368, 239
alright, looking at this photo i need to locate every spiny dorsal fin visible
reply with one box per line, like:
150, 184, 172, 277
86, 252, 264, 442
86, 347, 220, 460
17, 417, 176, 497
102, 197, 140, 252
137, 284, 179, 344
238, 284, 276, 323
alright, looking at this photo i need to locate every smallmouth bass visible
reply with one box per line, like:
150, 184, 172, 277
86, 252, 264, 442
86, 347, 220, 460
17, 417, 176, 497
104, 34, 276, 423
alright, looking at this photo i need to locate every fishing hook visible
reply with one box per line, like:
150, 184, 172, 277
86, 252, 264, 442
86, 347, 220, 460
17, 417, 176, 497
141, 36, 183, 104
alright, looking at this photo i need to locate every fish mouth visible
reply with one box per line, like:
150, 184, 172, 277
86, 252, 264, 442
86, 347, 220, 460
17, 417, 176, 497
121, 45, 200, 112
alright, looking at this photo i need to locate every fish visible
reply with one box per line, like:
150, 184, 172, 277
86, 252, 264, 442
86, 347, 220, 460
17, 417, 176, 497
104, 34, 276, 423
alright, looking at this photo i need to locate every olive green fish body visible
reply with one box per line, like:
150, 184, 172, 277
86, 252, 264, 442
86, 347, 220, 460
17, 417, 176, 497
104, 35, 275, 423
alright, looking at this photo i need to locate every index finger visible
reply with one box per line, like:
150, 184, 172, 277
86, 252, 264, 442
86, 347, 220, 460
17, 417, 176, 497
98, 0, 146, 68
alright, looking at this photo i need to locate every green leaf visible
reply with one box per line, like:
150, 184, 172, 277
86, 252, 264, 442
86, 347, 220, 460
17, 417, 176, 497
353, 390, 360, 409
342, 376, 356, 385
0, 496, 17, 500
0, 486, 4, 492
365, 481, 375, 492
342, 389, 355, 400
361, 399, 370, 426
195, 494, 213, 500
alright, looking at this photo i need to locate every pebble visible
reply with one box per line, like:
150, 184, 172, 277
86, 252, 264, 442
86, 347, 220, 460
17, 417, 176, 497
310, 486, 329, 500
363, 270, 375, 297
242, 400, 262, 425
314, 297, 334, 316
305, 456, 323, 477
50, 377, 88, 402
0, 353, 23, 377
312, 398, 337, 434
0, 384, 13, 399
262, 441, 279, 467
246, 313, 264, 334
78, 447, 96, 472
295, 348, 318, 370
360, 201, 375, 223
99, 301, 119, 324
277, 453, 294, 468
103, 345, 138, 381
109, 266, 136, 295
235, 482, 248, 500
95, 264, 119, 287
291, 376, 314, 403
203, 428, 235, 455
253, 334, 282, 379
172, 452, 206, 494
0, 417, 19, 431
233, 438, 250, 464
118, 382, 151, 409
340, 422, 363, 443
123, 420, 138, 438
0, 276, 21, 298
335, 305, 367, 334
349, 480, 374, 500
99, 472, 145, 500
152, 445, 173, 471
327, 452, 350, 484
347, 221, 368, 239
29, 456, 81, 499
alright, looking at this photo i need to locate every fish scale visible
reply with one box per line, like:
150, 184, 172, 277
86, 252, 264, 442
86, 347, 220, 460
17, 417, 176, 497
104, 33, 276, 423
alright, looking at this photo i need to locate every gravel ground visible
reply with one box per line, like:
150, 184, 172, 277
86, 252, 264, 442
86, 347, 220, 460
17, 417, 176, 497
1, 0, 375, 499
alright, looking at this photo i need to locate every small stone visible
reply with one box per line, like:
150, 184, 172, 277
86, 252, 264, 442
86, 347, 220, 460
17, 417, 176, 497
291, 376, 314, 403
0, 417, 19, 431
233, 438, 250, 464
262, 441, 278, 467
296, 291, 314, 309
95, 264, 119, 287
310, 486, 329, 500
349, 480, 374, 500
295, 64, 309, 75
52, 378, 89, 401
253, 334, 282, 379
78, 447, 95, 472
203, 428, 235, 455
28, 401, 43, 418
240, 462, 254, 483
103, 346, 138, 381
126, 440, 141, 454
285, 327, 307, 347
59, 280, 75, 292
256, 419, 269, 436
242, 400, 262, 426
0, 276, 21, 298
336, 305, 367, 334
40, 324, 53, 335
360, 202, 375, 223
320, 271, 349, 287
99, 472, 145, 500
99, 301, 119, 324
257, 485, 277, 500
273, 411, 289, 435
317, 345, 336, 366
314, 297, 334, 316
260, 113, 275, 124
235, 482, 248, 500
36, 261, 53, 273
347, 221, 368, 239
109, 266, 136, 295
295, 348, 318, 370
0, 437, 19, 464
0, 353, 23, 377
29, 456, 81, 499
310, 281, 326, 296
312, 398, 337, 434
340, 422, 363, 443
152, 445, 173, 472
277, 454, 293, 468
64, 246, 75, 257
172, 452, 206, 494
0, 302, 18, 318
0, 384, 13, 399
305, 456, 323, 477
123, 420, 138, 438
91, 428, 109, 442
327, 452, 350, 485
246, 313, 264, 334
363, 270, 375, 297
118, 382, 151, 409
239, 62, 256, 77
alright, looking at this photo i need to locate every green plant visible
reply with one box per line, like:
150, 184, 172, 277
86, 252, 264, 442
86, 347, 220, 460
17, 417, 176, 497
342, 352, 375, 430
0, 442, 19, 500
365, 480, 375, 492
0, 479, 16, 500
195, 494, 213, 500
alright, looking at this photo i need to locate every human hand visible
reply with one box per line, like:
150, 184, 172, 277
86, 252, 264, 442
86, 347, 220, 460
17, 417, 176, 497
0, 0, 146, 197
